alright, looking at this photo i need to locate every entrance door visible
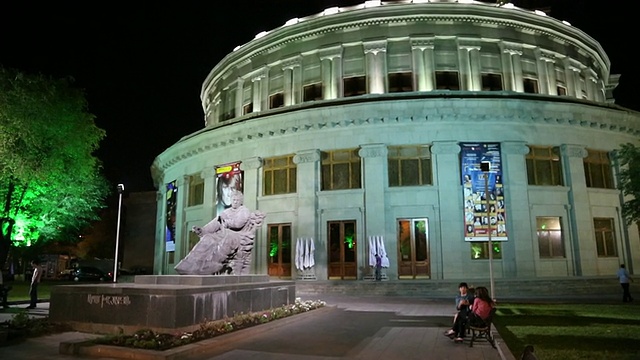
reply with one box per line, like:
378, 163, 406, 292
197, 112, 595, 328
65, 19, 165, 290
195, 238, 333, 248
397, 218, 430, 279
328, 220, 357, 279
267, 223, 292, 278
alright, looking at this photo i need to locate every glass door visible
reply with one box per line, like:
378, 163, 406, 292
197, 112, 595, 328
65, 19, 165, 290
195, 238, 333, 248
397, 218, 430, 279
267, 223, 292, 278
327, 220, 357, 279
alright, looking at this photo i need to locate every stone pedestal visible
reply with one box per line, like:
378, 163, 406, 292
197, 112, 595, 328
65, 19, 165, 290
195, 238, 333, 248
49, 275, 295, 334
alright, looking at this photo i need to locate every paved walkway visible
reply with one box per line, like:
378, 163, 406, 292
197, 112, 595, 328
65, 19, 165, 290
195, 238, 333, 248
0, 295, 513, 360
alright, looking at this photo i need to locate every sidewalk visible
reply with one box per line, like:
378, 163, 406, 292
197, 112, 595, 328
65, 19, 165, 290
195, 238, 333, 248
0, 295, 513, 360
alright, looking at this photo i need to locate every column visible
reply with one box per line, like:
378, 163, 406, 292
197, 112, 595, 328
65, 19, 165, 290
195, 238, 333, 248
500, 43, 523, 92
586, 69, 598, 101
541, 55, 557, 95
411, 38, 435, 91
364, 40, 387, 94
293, 150, 323, 278
431, 141, 462, 278
282, 56, 301, 106
235, 78, 244, 118
560, 144, 592, 276
201, 167, 216, 220
535, 49, 550, 95
358, 144, 390, 278
173, 177, 187, 262
154, 190, 165, 274
319, 46, 342, 99
240, 156, 263, 273
564, 59, 582, 98
251, 74, 265, 112
501, 141, 533, 277
459, 44, 481, 91
210, 95, 221, 126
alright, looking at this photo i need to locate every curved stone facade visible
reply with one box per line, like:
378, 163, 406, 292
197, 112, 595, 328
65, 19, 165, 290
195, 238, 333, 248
152, 1, 640, 281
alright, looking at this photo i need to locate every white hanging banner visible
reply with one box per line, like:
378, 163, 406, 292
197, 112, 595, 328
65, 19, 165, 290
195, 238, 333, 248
368, 235, 389, 268
296, 237, 315, 270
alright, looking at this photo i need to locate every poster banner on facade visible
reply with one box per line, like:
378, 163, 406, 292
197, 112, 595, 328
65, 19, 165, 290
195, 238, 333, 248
215, 162, 244, 215
460, 143, 508, 242
165, 180, 177, 252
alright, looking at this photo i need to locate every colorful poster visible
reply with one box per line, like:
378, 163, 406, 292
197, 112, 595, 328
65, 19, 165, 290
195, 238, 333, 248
215, 162, 244, 215
165, 180, 177, 252
460, 143, 508, 242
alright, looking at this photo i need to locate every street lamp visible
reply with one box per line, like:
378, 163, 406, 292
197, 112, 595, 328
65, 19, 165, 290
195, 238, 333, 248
480, 161, 496, 300
113, 183, 125, 283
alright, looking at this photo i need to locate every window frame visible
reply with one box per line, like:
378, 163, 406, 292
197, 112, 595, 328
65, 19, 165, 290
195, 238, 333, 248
583, 149, 615, 189
388, 145, 433, 187
263, 154, 297, 196
536, 216, 565, 258
594, 217, 617, 257
321, 149, 362, 190
526, 146, 564, 186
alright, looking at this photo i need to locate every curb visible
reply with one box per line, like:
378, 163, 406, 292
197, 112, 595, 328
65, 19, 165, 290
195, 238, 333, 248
60, 306, 333, 360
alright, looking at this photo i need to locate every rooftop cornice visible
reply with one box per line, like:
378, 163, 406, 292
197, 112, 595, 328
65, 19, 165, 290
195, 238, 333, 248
200, 2, 609, 101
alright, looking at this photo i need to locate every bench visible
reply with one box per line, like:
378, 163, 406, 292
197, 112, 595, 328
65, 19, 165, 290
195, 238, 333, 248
468, 307, 497, 348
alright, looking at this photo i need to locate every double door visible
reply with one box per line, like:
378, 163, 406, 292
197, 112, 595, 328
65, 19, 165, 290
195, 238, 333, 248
328, 220, 357, 279
397, 218, 430, 279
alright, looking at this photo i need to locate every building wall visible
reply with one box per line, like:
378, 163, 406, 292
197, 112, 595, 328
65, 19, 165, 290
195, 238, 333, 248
151, 2, 639, 281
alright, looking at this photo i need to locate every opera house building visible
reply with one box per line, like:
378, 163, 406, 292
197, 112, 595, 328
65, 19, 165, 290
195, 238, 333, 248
151, 0, 639, 286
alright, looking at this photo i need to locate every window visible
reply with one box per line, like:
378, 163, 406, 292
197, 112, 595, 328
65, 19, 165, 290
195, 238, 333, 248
584, 149, 614, 189
523, 78, 539, 94
263, 155, 297, 195
557, 86, 567, 96
187, 175, 204, 207
303, 83, 322, 102
481, 73, 503, 91
537, 217, 565, 258
594, 218, 617, 257
435, 71, 460, 90
243, 103, 253, 115
343, 76, 366, 97
269, 92, 284, 109
526, 146, 563, 186
388, 145, 432, 187
388, 72, 413, 93
321, 149, 361, 190
470, 242, 502, 260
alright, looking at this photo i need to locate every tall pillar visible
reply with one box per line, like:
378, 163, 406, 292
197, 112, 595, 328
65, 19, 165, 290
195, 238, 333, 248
500, 43, 523, 92
282, 56, 302, 105
534, 49, 550, 95
234, 78, 244, 118
319, 46, 343, 99
560, 144, 592, 276
240, 156, 264, 273
541, 54, 557, 95
358, 144, 390, 276
431, 141, 462, 278
459, 44, 481, 91
411, 38, 435, 91
251, 74, 265, 112
501, 142, 533, 277
586, 69, 598, 101
154, 190, 165, 274
293, 149, 323, 278
364, 40, 387, 94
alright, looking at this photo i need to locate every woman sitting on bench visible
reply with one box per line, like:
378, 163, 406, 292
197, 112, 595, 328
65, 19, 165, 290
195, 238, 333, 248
450, 286, 495, 343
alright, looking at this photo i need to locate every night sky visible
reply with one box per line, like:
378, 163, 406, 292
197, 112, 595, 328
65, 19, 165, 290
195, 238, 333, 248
1, 1, 636, 192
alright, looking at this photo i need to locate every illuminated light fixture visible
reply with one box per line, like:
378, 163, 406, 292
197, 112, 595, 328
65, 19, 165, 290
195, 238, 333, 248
284, 18, 299, 26
534, 10, 547, 16
323, 7, 339, 15
233, 45, 242, 52
500, 3, 515, 8
412, 0, 430, 3
254, 31, 269, 39
364, 0, 382, 7
562, 20, 572, 26
458, 0, 474, 3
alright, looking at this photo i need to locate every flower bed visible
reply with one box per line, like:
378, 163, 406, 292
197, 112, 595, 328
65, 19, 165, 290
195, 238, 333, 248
93, 298, 325, 351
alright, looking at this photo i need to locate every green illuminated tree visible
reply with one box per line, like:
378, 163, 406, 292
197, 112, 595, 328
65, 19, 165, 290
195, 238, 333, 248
0, 66, 109, 269
616, 143, 640, 225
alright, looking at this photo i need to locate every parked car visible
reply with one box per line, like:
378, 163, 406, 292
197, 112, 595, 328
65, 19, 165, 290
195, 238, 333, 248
71, 266, 111, 282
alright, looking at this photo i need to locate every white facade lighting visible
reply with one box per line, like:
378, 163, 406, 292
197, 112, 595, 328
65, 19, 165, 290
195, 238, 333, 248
364, 1, 382, 8
534, 10, 547, 16
323, 7, 340, 16
254, 31, 269, 39
284, 18, 299, 26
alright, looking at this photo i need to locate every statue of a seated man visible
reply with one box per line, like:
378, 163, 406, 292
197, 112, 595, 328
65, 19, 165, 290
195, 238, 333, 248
174, 191, 265, 275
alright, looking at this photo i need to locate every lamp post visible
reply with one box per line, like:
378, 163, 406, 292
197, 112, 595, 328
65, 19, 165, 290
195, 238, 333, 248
481, 161, 495, 300
113, 184, 125, 283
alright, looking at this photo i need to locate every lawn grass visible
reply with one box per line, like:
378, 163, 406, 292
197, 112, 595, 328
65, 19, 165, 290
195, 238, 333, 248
494, 302, 640, 360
